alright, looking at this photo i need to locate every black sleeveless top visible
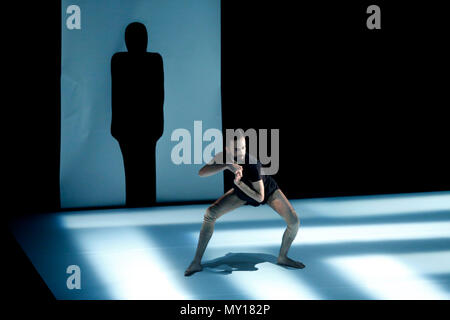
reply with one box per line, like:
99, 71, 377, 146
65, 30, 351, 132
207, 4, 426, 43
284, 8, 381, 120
232, 153, 279, 207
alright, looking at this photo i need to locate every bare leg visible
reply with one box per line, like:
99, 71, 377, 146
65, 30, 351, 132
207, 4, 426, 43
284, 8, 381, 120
266, 189, 305, 269
185, 188, 246, 276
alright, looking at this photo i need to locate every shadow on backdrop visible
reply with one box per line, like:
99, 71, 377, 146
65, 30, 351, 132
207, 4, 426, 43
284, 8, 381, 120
111, 22, 164, 208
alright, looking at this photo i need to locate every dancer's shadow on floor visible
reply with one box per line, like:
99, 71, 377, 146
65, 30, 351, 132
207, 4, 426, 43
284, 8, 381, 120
202, 252, 303, 275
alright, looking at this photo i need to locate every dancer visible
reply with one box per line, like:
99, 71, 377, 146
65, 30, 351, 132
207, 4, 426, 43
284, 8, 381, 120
185, 130, 304, 276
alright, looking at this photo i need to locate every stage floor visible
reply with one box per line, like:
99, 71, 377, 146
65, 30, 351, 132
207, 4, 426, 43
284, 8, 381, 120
10, 191, 450, 299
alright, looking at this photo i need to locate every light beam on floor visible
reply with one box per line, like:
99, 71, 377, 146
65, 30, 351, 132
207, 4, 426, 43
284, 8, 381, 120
71, 227, 190, 299
326, 254, 450, 299
196, 221, 450, 247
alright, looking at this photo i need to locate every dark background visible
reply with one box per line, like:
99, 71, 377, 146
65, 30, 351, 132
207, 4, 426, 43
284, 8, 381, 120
222, 1, 449, 198
3, 0, 449, 304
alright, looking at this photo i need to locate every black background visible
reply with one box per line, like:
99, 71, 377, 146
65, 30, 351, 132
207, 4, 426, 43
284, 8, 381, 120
222, 1, 449, 198
4, 0, 449, 305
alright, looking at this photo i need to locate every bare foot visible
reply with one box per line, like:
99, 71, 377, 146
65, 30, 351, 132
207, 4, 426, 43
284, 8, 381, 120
184, 261, 203, 276
277, 256, 305, 269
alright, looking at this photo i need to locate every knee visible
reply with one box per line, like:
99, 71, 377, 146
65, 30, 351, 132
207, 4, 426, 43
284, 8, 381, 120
204, 206, 218, 224
287, 211, 300, 230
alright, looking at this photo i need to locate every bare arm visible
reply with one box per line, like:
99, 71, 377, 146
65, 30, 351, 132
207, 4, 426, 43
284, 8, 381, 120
199, 163, 229, 177
234, 178, 265, 203
199, 151, 234, 177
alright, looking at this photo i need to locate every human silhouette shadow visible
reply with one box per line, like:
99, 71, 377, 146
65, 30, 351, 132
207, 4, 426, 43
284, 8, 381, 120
111, 22, 164, 208
202, 252, 305, 275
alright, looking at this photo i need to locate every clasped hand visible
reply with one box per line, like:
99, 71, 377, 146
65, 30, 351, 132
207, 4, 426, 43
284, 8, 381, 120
228, 163, 243, 185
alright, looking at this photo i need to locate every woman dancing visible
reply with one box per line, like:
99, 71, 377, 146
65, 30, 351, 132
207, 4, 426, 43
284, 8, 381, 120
185, 130, 305, 276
